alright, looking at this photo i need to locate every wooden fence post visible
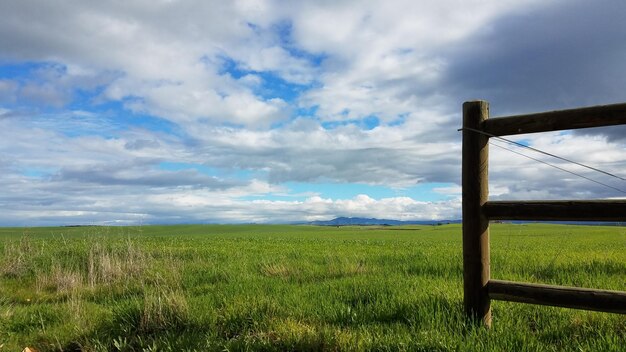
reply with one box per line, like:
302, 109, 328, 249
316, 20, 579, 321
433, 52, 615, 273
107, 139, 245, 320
462, 100, 491, 326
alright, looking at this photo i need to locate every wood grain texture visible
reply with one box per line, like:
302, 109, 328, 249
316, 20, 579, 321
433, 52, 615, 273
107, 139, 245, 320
488, 279, 626, 314
483, 102, 626, 136
462, 100, 491, 326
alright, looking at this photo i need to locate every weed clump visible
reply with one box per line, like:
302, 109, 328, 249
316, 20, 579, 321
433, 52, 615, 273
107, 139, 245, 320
140, 288, 190, 333
1, 235, 34, 278
86, 239, 149, 288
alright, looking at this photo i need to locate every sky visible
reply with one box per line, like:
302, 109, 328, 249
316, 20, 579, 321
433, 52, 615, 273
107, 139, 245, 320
1, 0, 625, 226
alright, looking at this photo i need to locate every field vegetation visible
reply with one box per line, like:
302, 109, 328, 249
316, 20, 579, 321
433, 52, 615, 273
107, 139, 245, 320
0, 224, 624, 351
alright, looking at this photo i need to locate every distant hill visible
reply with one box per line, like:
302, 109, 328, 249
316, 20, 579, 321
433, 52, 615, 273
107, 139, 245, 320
307, 217, 623, 227
308, 217, 461, 226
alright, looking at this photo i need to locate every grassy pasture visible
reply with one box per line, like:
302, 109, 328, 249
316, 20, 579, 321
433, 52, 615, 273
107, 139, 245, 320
0, 223, 624, 351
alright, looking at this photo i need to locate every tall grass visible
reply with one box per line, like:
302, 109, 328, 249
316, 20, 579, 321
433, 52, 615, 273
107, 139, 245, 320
0, 224, 624, 351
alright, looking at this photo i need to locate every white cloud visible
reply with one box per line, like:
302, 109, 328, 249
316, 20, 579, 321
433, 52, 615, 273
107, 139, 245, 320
290, 0, 547, 122
0, 1, 310, 127
489, 132, 626, 200
1, 0, 626, 225
0, 0, 551, 127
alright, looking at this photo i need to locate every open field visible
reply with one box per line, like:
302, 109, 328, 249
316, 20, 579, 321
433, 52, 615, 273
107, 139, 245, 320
1, 224, 624, 351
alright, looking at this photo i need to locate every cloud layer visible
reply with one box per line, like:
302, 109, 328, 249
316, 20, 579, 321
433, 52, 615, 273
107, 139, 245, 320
1, 0, 625, 225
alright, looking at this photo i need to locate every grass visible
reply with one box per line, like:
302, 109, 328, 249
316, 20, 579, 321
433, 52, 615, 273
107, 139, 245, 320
0, 223, 624, 351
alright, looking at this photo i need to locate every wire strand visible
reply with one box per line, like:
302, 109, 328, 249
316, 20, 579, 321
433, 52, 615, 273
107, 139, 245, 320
459, 126, 626, 181
489, 141, 626, 194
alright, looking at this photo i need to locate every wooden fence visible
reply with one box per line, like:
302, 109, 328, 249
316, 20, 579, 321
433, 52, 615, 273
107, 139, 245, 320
461, 100, 626, 327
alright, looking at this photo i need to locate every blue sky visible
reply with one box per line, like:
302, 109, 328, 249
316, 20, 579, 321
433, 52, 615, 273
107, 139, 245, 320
0, 0, 625, 225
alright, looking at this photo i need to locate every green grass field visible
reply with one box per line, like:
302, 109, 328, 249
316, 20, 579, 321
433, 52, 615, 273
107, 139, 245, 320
1, 224, 624, 351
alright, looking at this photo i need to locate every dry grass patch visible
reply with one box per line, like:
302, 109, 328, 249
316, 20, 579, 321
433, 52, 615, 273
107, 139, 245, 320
140, 287, 189, 333
87, 239, 149, 287
35, 264, 83, 293
327, 257, 368, 277
259, 262, 296, 278
1, 235, 33, 278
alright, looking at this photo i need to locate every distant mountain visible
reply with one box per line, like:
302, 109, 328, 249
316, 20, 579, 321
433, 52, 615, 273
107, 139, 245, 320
307, 217, 623, 227
308, 217, 461, 226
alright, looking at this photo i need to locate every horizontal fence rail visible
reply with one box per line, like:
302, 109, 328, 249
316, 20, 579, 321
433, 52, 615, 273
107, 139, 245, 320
483, 200, 626, 221
488, 280, 626, 314
483, 102, 626, 136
